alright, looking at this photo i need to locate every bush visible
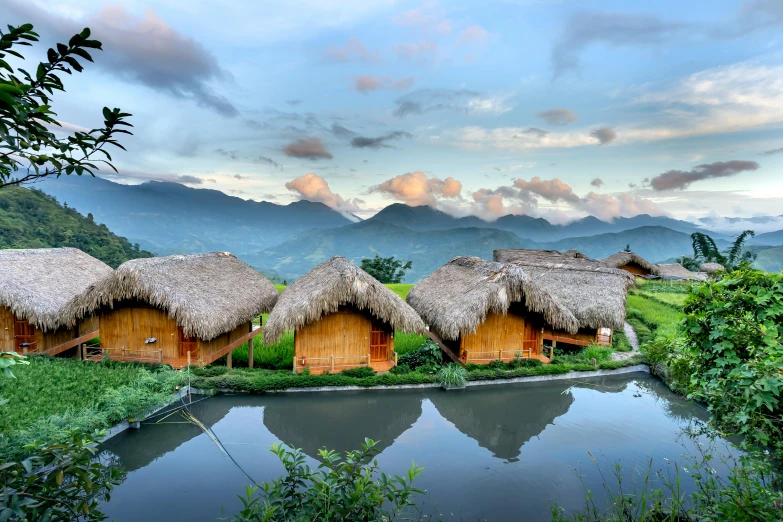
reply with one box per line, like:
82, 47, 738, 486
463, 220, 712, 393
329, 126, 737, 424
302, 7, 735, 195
389, 364, 411, 375
233, 439, 424, 522
397, 341, 442, 370
582, 345, 611, 362
341, 366, 376, 378
437, 364, 468, 389
487, 359, 507, 370
508, 357, 543, 368
611, 331, 632, 352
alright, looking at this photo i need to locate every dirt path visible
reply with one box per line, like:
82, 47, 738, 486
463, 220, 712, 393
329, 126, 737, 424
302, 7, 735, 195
612, 321, 639, 360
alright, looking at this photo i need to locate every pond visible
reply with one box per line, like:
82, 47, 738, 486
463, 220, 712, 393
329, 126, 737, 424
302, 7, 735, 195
99, 373, 735, 521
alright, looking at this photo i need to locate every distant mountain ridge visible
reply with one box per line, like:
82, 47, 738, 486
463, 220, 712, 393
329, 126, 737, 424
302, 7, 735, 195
36, 175, 353, 255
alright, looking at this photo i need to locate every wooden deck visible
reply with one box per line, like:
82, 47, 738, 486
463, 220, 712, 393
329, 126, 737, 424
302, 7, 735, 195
302, 359, 396, 375
459, 353, 552, 365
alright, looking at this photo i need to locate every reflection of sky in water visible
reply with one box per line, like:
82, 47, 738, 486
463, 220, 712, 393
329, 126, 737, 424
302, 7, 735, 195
100, 374, 736, 522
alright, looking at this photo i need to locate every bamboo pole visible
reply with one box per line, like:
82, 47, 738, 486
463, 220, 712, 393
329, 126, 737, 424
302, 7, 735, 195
330, 354, 334, 372
187, 350, 191, 369
292, 356, 297, 374
248, 339, 254, 369
227, 349, 232, 370
367, 353, 371, 367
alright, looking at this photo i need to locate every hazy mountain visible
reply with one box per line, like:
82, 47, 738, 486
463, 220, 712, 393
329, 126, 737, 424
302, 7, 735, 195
36, 176, 353, 255
368, 203, 719, 241
752, 246, 783, 272
753, 230, 783, 246
243, 220, 531, 282
0, 187, 153, 267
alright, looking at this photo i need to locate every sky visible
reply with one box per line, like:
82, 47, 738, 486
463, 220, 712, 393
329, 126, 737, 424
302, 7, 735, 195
5, 0, 783, 229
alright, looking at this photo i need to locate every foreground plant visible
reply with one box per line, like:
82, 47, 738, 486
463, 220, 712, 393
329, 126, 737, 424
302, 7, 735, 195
233, 438, 424, 522
438, 364, 468, 389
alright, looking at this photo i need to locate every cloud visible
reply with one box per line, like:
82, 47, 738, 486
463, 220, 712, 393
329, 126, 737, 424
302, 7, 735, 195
104, 169, 204, 185
285, 173, 363, 216
514, 177, 581, 204
233, 174, 249, 180
590, 127, 617, 145
440, 125, 598, 151
215, 148, 239, 160
552, 11, 684, 77
715, 0, 783, 37
372, 172, 463, 206
254, 156, 283, 169
392, 6, 452, 34
5, 2, 237, 116
177, 175, 204, 185
393, 41, 439, 61
324, 37, 381, 63
394, 89, 512, 117
286, 99, 302, 106
351, 131, 413, 149
590, 178, 604, 187
761, 147, 783, 156
536, 108, 578, 125
352, 75, 415, 94
521, 127, 549, 137
649, 160, 760, 191
330, 123, 356, 139
282, 137, 333, 160
457, 25, 490, 45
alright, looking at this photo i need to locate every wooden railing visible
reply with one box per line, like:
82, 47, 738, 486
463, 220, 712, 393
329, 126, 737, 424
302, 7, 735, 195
293, 354, 372, 373
83, 345, 163, 364
462, 340, 538, 363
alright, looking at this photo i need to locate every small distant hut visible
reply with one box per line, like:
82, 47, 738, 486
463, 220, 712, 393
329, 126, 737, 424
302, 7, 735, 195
494, 249, 634, 350
62, 252, 278, 367
407, 256, 580, 364
0, 248, 112, 355
602, 251, 661, 278
699, 262, 725, 275
656, 263, 707, 281
264, 256, 425, 374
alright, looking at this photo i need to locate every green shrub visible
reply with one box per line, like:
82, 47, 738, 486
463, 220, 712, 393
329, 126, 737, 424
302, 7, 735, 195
508, 357, 543, 368
233, 439, 424, 522
389, 364, 412, 375
487, 359, 507, 370
437, 364, 468, 389
611, 330, 632, 352
341, 366, 376, 378
397, 341, 442, 370
582, 345, 611, 362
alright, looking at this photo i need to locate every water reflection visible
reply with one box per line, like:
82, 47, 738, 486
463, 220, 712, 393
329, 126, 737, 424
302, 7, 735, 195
99, 374, 737, 522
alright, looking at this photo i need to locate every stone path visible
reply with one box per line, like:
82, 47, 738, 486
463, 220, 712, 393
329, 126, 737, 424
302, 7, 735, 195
612, 321, 640, 360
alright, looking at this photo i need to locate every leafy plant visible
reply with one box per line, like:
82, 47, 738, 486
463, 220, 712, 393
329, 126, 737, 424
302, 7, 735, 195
359, 254, 412, 284
341, 366, 376, 378
437, 364, 468, 389
397, 341, 442, 370
678, 230, 756, 272
232, 439, 424, 522
389, 363, 412, 375
0, 350, 28, 378
1, 24, 132, 188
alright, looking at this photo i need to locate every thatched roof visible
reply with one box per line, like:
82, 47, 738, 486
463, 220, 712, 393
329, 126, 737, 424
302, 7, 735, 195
602, 251, 661, 275
699, 262, 725, 274
264, 256, 425, 344
62, 252, 278, 340
0, 248, 113, 332
494, 249, 634, 330
656, 263, 707, 281
407, 256, 579, 341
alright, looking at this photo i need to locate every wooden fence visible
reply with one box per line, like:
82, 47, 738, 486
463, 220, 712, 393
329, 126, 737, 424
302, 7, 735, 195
293, 353, 371, 373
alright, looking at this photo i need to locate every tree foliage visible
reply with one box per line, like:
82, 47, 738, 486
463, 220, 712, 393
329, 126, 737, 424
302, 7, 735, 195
678, 268, 782, 455
360, 255, 412, 284
678, 230, 756, 272
0, 186, 153, 267
1, 24, 132, 188
233, 439, 424, 522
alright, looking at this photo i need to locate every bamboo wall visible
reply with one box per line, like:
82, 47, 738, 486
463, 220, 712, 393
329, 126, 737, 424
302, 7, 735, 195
198, 322, 251, 359
100, 305, 179, 358
78, 315, 100, 338
37, 327, 77, 352
294, 308, 392, 366
460, 311, 541, 361
0, 306, 14, 351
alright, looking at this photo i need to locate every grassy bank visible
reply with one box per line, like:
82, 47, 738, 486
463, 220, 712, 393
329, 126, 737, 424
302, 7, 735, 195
0, 356, 184, 458
625, 293, 682, 345
190, 354, 645, 393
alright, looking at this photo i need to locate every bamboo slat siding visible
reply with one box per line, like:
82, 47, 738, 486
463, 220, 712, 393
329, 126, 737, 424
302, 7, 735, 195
1, 305, 91, 355
100, 306, 179, 358
460, 312, 541, 362
0, 306, 14, 351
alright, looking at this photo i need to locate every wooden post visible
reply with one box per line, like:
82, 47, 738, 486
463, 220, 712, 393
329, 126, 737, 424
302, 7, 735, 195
187, 350, 191, 369
393, 351, 398, 367
293, 356, 297, 374
330, 354, 334, 372
22, 346, 27, 356
82, 344, 87, 361
248, 340, 254, 369
498, 349, 502, 361
227, 349, 232, 370
367, 353, 371, 367
550, 339, 556, 360
78, 344, 83, 360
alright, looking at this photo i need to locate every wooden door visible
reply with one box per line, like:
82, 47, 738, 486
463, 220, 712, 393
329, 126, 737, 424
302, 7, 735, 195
369, 321, 389, 361
178, 326, 198, 358
522, 319, 539, 356
13, 318, 36, 352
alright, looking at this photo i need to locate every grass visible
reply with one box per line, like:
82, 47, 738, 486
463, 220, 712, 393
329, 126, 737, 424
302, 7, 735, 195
625, 294, 682, 346
0, 356, 184, 458
385, 283, 414, 300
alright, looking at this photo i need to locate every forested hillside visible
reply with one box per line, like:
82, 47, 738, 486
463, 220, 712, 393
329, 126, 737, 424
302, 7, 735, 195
0, 187, 153, 267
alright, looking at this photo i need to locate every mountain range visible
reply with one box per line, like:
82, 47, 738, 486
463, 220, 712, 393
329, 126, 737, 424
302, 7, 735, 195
32, 176, 783, 281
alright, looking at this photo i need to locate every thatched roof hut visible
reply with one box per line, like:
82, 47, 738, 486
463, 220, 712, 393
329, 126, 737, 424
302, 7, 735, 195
656, 263, 707, 281
699, 262, 725, 274
407, 256, 579, 341
0, 248, 112, 331
264, 256, 425, 345
602, 251, 661, 276
63, 252, 278, 340
493, 249, 634, 331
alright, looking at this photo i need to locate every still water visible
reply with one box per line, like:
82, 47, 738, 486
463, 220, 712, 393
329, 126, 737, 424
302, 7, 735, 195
100, 373, 735, 521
